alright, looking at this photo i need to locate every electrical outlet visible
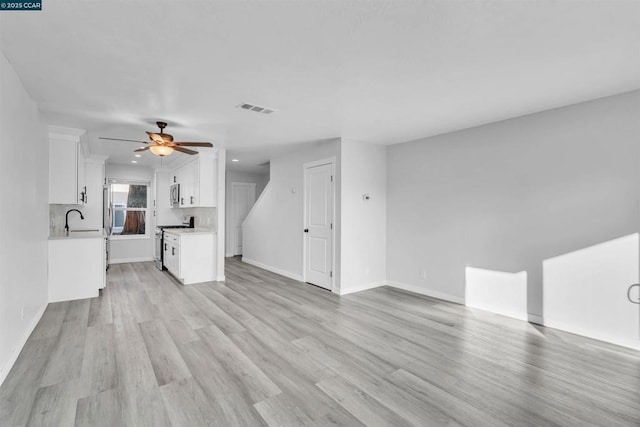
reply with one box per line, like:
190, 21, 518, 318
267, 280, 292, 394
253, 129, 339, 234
21, 307, 25, 320
420, 270, 427, 280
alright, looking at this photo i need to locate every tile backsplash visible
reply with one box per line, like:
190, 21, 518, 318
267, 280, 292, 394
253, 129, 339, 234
50, 205, 216, 234
49, 204, 102, 233
182, 207, 216, 230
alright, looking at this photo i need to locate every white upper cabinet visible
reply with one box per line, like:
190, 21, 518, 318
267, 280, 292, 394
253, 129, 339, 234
48, 126, 87, 205
177, 160, 196, 207
171, 152, 217, 208
77, 145, 87, 204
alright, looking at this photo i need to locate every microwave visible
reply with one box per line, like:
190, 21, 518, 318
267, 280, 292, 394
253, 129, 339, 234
170, 183, 180, 207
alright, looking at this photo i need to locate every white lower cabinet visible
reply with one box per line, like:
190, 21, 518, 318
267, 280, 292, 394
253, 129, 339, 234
164, 231, 216, 285
164, 232, 180, 277
48, 236, 106, 302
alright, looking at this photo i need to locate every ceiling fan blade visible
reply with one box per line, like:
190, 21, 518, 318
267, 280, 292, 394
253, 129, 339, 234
99, 137, 149, 144
174, 146, 198, 155
146, 132, 162, 143
174, 142, 213, 147
134, 146, 151, 152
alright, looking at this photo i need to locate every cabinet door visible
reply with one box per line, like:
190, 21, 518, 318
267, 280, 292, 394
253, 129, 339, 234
189, 160, 199, 206
171, 155, 217, 208
49, 139, 79, 204
168, 244, 175, 275
182, 160, 196, 207
77, 144, 86, 205
163, 240, 171, 271
171, 245, 178, 275
174, 165, 185, 207
176, 163, 194, 208
174, 242, 181, 279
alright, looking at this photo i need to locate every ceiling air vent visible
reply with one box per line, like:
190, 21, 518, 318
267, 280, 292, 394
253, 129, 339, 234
236, 102, 276, 115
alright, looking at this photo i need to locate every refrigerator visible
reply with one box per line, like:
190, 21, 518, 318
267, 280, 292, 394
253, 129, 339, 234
103, 185, 112, 270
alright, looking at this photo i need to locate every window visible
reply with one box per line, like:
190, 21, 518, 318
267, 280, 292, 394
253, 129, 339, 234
110, 182, 149, 238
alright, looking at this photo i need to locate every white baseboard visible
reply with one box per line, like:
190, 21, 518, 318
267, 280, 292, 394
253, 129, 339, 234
0, 302, 47, 387
544, 318, 640, 351
339, 282, 385, 296
110, 257, 154, 264
241, 257, 304, 282
385, 280, 465, 305
216, 274, 226, 282
467, 305, 529, 322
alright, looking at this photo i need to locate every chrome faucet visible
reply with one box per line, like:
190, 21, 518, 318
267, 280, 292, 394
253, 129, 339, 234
64, 209, 84, 235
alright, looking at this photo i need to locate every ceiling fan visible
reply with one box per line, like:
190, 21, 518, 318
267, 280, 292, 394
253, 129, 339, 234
99, 121, 213, 157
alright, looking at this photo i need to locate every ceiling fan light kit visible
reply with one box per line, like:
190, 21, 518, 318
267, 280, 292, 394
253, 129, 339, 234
99, 121, 213, 157
149, 145, 174, 156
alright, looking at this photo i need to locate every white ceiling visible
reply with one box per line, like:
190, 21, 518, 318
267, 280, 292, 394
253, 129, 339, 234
1, 0, 639, 171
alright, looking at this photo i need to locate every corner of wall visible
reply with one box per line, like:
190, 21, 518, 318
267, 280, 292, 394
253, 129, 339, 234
0, 303, 47, 386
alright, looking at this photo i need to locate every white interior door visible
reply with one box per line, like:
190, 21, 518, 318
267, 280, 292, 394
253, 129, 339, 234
231, 182, 256, 256
304, 162, 334, 290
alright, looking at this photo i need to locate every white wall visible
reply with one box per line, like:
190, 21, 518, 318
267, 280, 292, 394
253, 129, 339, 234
339, 140, 387, 294
0, 51, 49, 384
465, 267, 528, 321
386, 90, 640, 319
243, 139, 341, 281
105, 163, 155, 263
543, 233, 639, 349
227, 170, 269, 199
225, 169, 269, 256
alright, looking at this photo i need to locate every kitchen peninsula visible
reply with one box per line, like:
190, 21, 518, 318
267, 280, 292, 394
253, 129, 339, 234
48, 229, 106, 302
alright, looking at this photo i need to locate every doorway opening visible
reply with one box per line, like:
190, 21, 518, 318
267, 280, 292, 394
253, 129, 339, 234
230, 182, 256, 256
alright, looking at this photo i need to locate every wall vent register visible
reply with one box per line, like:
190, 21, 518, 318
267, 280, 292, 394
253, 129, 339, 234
236, 102, 276, 114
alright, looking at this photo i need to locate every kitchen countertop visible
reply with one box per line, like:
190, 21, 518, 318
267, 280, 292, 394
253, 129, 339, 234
163, 228, 216, 236
49, 229, 107, 240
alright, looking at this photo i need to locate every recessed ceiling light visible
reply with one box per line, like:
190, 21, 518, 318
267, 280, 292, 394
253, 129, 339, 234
131, 160, 138, 164
231, 159, 239, 162
135, 154, 141, 158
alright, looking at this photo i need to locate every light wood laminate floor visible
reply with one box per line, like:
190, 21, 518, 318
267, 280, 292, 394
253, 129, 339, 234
1, 257, 639, 426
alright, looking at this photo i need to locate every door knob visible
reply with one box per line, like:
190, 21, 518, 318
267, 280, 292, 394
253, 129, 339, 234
304, 228, 309, 233
628, 284, 640, 304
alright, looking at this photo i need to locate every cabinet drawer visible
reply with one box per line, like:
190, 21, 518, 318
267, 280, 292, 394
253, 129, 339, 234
164, 233, 179, 244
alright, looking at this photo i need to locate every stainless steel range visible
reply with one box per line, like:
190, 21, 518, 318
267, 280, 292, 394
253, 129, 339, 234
154, 216, 194, 270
